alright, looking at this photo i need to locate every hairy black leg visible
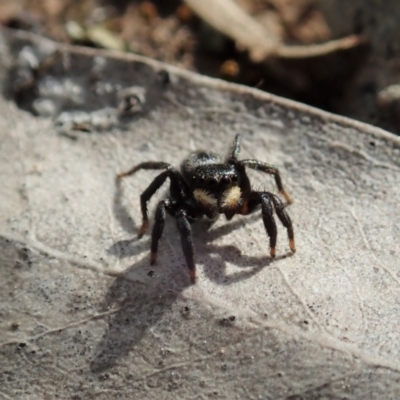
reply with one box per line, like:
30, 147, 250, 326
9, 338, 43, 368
269, 194, 296, 253
139, 172, 169, 237
226, 134, 242, 162
238, 192, 277, 257
117, 161, 172, 179
150, 199, 172, 265
117, 162, 190, 237
175, 209, 196, 284
241, 191, 295, 257
240, 159, 292, 204
259, 194, 278, 258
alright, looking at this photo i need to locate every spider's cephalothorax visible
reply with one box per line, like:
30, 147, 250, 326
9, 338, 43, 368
117, 135, 295, 284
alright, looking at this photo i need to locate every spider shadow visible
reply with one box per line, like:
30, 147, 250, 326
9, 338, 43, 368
108, 179, 152, 259
193, 218, 294, 285
110, 210, 292, 286
200, 243, 291, 285
90, 255, 190, 374
106, 216, 253, 261
112, 179, 137, 236
108, 179, 155, 259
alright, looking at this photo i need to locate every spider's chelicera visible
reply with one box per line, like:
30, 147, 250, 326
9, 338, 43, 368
117, 134, 295, 284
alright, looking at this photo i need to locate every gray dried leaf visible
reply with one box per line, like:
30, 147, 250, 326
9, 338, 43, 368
1, 29, 400, 399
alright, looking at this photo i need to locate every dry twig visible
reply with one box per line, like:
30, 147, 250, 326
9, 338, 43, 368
184, 0, 365, 61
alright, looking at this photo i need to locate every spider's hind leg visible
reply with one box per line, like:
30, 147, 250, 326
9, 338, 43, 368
240, 159, 292, 205
138, 171, 169, 237
117, 162, 189, 238
117, 161, 172, 180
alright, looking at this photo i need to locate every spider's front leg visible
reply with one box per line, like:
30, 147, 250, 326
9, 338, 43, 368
150, 199, 171, 265
244, 192, 296, 257
151, 202, 196, 284
175, 209, 196, 284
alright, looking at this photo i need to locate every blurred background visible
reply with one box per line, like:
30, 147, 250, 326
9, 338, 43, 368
1, 0, 400, 134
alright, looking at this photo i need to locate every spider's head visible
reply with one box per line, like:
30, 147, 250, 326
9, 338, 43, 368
192, 164, 242, 218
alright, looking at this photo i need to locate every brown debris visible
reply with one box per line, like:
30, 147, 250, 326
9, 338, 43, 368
184, 0, 364, 61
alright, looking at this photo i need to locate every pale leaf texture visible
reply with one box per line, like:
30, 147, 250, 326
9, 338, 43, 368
1, 29, 400, 399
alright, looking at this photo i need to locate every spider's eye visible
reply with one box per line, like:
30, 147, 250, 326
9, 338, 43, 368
221, 176, 230, 185
208, 178, 218, 187
197, 176, 206, 185
231, 175, 238, 183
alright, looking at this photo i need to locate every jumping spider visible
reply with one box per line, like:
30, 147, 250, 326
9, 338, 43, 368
117, 134, 295, 284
